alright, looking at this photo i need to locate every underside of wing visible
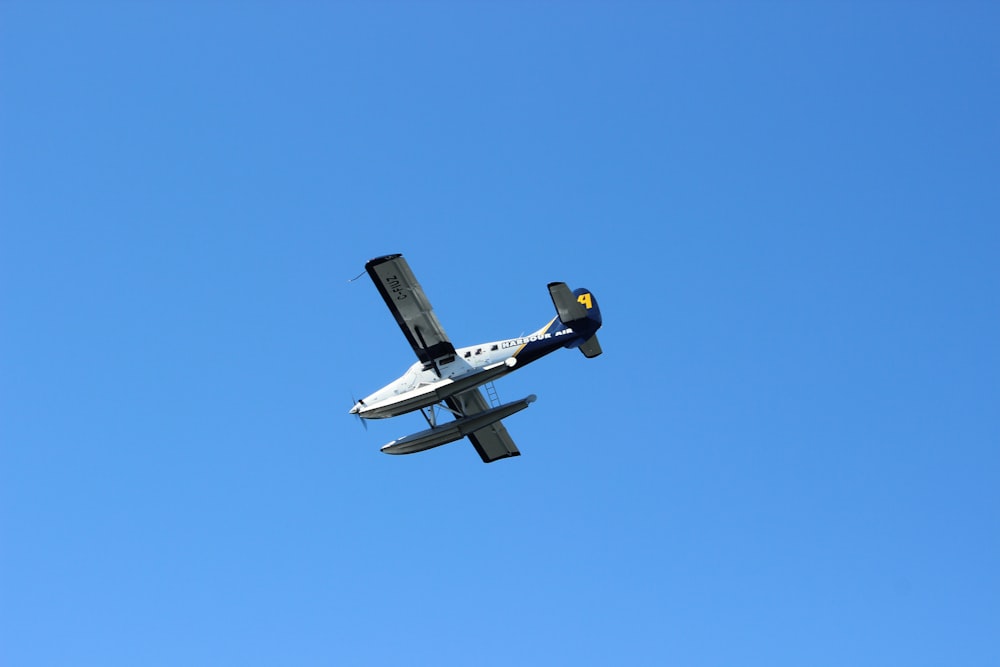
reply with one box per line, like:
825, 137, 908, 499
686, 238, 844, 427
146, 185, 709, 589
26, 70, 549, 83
365, 254, 456, 367
446, 389, 521, 463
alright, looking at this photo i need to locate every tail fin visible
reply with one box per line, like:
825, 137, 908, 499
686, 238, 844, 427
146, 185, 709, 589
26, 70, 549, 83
548, 282, 603, 358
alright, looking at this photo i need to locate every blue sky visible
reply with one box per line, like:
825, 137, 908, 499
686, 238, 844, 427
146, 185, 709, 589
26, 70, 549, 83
2, 2, 998, 665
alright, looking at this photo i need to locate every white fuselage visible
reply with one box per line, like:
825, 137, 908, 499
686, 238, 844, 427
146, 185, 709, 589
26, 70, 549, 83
350, 322, 559, 420
349, 341, 515, 419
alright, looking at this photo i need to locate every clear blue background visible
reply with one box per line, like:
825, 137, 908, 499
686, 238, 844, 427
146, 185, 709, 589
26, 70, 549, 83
2, 2, 997, 665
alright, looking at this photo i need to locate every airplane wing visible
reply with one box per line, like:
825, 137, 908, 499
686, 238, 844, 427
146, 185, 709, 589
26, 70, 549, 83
446, 389, 521, 463
365, 254, 457, 369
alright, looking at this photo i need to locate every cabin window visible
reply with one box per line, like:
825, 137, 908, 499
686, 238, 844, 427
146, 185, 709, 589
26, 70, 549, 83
475, 348, 482, 355
464, 351, 471, 358
491, 345, 498, 351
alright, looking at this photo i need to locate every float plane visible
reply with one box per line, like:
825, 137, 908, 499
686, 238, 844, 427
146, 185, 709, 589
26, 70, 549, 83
350, 253, 602, 463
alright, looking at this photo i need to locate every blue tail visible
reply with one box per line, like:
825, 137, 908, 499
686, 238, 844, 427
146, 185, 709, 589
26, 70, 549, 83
571, 287, 602, 328
547, 283, 603, 358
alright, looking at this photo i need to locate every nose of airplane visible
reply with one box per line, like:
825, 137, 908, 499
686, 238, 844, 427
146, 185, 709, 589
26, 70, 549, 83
349, 403, 361, 415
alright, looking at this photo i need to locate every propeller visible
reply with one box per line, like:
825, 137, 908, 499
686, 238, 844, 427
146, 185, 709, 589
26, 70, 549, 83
351, 395, 368, 431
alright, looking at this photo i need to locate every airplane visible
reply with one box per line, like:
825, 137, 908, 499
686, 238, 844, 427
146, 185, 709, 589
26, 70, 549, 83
350, 253, 602, 463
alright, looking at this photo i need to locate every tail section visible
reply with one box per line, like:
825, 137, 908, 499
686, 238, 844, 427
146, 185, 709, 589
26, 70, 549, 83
548, 283, 603, 358
576, 332, 603, 358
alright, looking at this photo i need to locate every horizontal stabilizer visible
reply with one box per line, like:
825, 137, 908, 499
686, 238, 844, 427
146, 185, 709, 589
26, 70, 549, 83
578, 333, 602, 358
548, 282, 589, 324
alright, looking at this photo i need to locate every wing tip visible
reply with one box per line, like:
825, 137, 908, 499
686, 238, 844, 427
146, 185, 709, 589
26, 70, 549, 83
365, 253, 402, 270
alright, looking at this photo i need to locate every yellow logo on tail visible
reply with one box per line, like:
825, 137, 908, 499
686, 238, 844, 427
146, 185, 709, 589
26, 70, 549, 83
577, 293, 593, 309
